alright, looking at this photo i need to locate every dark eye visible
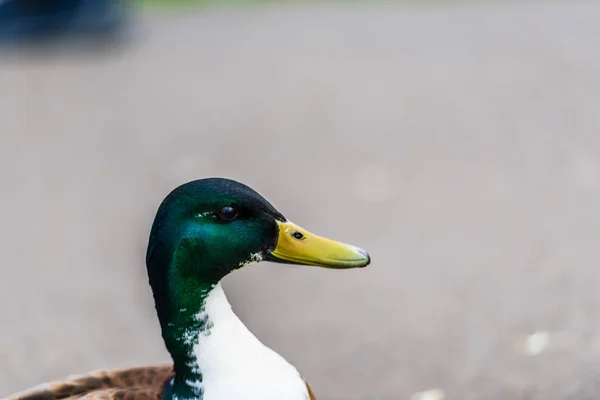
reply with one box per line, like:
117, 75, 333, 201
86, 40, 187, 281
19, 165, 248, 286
292, 231, 304, 240
217, 205, 238, 221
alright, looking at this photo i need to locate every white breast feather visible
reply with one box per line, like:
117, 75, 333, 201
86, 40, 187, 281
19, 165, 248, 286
191, 284, 309, 400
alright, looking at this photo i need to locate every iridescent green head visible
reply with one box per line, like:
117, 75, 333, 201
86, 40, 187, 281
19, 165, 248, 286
146, 178, 285, 285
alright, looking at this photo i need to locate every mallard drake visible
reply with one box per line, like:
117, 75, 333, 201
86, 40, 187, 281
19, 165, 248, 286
7, 178, 371, 400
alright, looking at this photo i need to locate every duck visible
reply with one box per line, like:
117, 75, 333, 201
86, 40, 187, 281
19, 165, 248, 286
7, 178, 371, 400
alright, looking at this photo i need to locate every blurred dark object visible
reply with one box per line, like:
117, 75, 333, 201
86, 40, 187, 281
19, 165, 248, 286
0, 0, 130, 44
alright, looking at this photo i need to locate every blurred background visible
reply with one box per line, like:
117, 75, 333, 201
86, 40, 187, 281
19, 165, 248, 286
1, 1, 600, 399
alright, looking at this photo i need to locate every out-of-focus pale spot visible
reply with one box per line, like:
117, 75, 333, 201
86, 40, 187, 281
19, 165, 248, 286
514, 331, 579, 355
353, 164, 392, 203
410, 388, 446, 400
522, 331, 550, 355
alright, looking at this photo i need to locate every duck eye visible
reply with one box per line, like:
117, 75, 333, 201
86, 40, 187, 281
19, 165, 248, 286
292, 231, 304, 240
217, 205, 238, 221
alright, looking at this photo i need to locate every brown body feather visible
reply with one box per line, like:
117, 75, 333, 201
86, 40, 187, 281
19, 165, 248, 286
6, 365, 317, 400
5, 365, 173, 400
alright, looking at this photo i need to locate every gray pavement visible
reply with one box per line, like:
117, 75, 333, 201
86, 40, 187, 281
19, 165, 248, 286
2, 2, 600, 399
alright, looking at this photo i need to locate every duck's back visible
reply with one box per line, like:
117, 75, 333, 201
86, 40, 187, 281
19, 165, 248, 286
6, 365, 173, 400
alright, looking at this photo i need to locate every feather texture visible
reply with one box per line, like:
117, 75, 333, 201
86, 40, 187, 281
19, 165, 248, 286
6, 365, 317, 400
6, 365, 173, 400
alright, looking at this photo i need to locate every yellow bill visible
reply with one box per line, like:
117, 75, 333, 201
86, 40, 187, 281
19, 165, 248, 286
266, 221, 371, 269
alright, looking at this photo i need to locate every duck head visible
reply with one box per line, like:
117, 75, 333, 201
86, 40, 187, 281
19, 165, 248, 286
146, 178, 370, 284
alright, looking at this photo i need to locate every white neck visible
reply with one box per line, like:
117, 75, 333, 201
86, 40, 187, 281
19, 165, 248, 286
187, 283, 309, 400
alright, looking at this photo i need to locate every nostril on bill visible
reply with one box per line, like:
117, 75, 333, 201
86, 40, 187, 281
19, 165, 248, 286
292, 231, 304, 240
